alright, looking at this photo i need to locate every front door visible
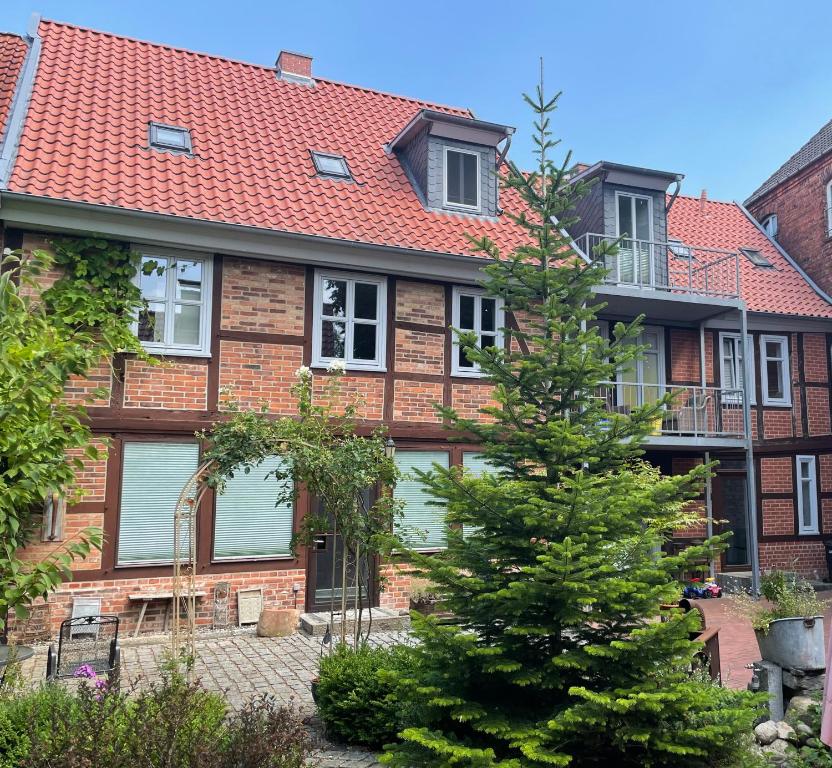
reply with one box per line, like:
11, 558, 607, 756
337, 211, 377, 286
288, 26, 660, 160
712, 467, 750, 569
307, 493, 376, 613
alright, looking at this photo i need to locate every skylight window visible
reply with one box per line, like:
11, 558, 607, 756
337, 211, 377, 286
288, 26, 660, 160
740, 247, 773, 268
311, 151, 351, 179
668, 239, 693, 259
149, 122, 192, 153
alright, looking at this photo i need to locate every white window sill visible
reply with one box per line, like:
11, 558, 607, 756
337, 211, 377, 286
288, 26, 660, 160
762, 399, 792, 408
311, 361, 386, 373
140, 343, 211, 358
451, 369, 487, 379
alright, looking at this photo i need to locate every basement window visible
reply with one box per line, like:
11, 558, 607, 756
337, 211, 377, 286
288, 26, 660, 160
740, 247, 772, 268
149, 122, 192, 153
311, 151, 351, 179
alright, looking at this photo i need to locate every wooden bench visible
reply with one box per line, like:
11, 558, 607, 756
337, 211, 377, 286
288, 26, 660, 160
128, 592, 207, 637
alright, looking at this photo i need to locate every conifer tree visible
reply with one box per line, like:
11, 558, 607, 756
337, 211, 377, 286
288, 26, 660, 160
381, 86, 759, 767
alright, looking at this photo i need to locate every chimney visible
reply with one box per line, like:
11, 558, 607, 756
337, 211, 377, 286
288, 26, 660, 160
699, 188, 707, 214
276, 50, 314, 85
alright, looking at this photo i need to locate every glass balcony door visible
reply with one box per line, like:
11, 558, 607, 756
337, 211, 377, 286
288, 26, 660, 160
617, 327, 664, 409
615, 192, 654, 287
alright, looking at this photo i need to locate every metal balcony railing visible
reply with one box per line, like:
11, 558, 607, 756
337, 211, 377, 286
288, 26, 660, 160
596, 382, 747, 440
578, 234, 741, 300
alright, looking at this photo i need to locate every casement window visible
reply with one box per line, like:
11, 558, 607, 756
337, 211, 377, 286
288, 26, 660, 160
444, 147, 480, 210
214, 456, 294, 560
312, 270, 386, 371
451, 287, 504, 377
719, 332, 756, 405
616, 327, 664, 408
615, 192, 654, 286
760, 334, 791, 406
117, 442, 200, 566
826, 182, 832, 236
148, 122, 192, 153
796, 455, 819, 535
134, 251, 212, 356
394, 450, 449, 550
762, 214, 778, 239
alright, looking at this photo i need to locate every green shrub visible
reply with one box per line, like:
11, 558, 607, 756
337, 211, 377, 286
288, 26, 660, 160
317, 643, 417, 748
0, 707, 29, 768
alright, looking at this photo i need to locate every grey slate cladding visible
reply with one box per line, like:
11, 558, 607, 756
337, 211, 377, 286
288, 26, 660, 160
746, 118, 832, 205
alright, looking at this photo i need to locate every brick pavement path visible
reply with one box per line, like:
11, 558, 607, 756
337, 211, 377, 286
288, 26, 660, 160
13, 628, 409, 768
696, 593, 832, 689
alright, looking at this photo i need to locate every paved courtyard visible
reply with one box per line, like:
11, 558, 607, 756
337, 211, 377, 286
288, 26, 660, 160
13, 628, 410, 768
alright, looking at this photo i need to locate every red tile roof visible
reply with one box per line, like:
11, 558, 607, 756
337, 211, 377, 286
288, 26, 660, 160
7, 20, 529, 257
0, 33, 28, 139
667, 194, 832, 318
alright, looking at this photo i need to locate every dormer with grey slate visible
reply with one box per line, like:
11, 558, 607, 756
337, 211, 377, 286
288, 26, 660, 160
388, 110, 513, 218
566, 162, 683, 288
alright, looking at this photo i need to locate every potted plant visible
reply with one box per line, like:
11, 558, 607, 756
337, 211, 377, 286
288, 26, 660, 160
409, 578, 444, 616
740, 571, 826, 670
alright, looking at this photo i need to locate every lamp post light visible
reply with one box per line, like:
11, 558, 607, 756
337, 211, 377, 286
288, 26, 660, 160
384, 437, 396, 460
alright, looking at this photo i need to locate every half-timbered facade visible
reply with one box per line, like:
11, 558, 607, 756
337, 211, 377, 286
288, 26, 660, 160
2, 18, 832, 636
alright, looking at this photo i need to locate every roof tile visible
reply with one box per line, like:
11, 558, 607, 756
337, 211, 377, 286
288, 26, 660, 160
0, 33, 28, 139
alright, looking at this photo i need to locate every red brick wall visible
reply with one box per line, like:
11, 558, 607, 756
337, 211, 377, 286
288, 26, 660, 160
218, 340, 302, 413
452, 382, 498, 421
221, 258, 305, 335
395, 281, 445, 325
760, 457, 793, 493
748, 155, 832, 296
669, 329, 700, 383
394, 328, 444, 373
312, 374, 385, 420
65, 360, 112, 407
759, 541, 826, 580
393, 380, 443, 422
66, 439, 109, 501
762, 498, 795, 536
123, 359, 208, 410
378, 563, 413, 611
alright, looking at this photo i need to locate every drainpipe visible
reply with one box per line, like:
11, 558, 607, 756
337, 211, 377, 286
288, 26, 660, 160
665, 174, 684, 214
740, 305, 761, 594
700, 322, 716, 579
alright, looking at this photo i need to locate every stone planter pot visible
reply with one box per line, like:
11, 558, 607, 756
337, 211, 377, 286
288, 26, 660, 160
410, 597, 441, 616
755, 616, 826, 671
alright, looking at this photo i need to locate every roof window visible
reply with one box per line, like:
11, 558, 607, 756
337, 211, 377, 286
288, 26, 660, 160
740, 247, 773, 268
668, 239, 693, 259
149, 122, 192, 153
311, 151, 351, 179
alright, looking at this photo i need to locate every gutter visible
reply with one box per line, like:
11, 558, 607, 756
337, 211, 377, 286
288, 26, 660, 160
0, 14, 41, 189
736, 200, 832, 307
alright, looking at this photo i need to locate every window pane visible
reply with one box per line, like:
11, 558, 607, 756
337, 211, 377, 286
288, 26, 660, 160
481, 334, 496, 349
458, 345, 474, 369
481, 298, 496, 332
765, 341, 783, 360
155, 126, 188, 148
801, 461, 811, 479
459, 295, 475, 329
315, 154, 348, 176
461, 152, 478, 207
353, 323, 377, 361
322, 280, 347, 317
175, 260, 202, 301
766, 359, 784, 400
138, 302, 165, 342
321, 320, 346, 358
617, 195, 633, 237
802, 479, 813, 528
140, 256, 168, 300
354, 283, 378, 320
446, 151, 462, 204
173, 303, 201, 346
634, 197, 651, 240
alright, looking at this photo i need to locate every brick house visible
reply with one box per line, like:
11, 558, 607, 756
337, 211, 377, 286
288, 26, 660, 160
2, 17, 832, 636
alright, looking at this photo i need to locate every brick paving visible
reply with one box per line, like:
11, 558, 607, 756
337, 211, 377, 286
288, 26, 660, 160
13, 628, 409, 767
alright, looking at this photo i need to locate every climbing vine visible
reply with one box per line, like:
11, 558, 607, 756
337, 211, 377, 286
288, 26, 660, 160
0, 237, 153, 633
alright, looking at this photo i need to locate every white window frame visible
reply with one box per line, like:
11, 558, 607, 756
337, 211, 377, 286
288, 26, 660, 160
614, 191, 655, 243
826, 181, 832, 236
148, 122, 192, 154
762, 214, 778, 239
311, 269, 387, 371
759, 334, 791, 406
796, 455, 819, 535
719, 332, 756, 405
614, 325, 666, 404
451, 286, 504, 377
132, 248, 213, 357
443, 146, 481, 211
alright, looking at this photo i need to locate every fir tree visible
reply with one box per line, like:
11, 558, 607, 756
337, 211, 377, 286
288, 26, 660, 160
381, 85, 759, 767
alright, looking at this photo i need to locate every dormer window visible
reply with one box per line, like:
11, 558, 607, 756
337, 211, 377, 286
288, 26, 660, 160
149, 122, 192, 153
311, 151, 351, 179
444, 147, 480, 210
762, 214, 778, 238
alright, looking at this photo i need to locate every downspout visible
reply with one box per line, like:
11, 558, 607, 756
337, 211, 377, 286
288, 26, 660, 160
0, 13, 42, 189
740, 305, 761, 594
700, 323, 716, 579
495, 132, 513, 171
665, 174, 683, 214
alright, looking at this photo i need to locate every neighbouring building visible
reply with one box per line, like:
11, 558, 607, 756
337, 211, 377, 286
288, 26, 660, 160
2, 17, 832, 638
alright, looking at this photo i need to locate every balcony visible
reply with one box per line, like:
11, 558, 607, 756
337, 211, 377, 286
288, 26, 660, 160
577, 234, 743, 322
597, 382, 747, 446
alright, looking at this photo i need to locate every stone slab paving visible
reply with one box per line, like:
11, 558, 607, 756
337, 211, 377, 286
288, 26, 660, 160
12, 628, 410, 767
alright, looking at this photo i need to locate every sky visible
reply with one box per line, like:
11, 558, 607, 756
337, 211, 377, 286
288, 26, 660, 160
2, 0, 831, 202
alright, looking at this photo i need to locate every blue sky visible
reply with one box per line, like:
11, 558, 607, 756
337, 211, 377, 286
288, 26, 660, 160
2, 0, 831, 202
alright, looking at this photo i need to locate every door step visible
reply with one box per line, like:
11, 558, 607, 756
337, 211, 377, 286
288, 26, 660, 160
299, 607, 410, 636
